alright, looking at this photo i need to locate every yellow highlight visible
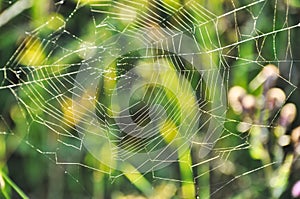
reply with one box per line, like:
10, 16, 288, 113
181, 183, 195, 199
46, 13, 65, 30
74, 0, 111, 5
159, 119, 178, 143
158, 59, 198, 119
74, 0, 92, 4
99, 143, 115, 173
249, 126, 268, 160
61, 98, 76, 126
104, 68, 116, 94
162, 0, 182, 11
178, 149, 195, 199
122, 164, 153, 196
61, 89, 97, 126
18, 37, 45, 66
33, 13, 65, 31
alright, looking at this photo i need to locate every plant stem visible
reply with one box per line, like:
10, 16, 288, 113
0, 0, 33, 28
0, 170, 29, 199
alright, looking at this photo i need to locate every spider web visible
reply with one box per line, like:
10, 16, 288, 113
1, 0, 299, 198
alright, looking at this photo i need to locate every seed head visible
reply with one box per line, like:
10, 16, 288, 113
261, 64, 279, 80
249, 64, 279, 91
265, 88, 286, 110
278, 135, 291, 147
291, 126, 300, 145
279, 103, 297, 127
228, 86, 246, 114
241, 94, 256, 112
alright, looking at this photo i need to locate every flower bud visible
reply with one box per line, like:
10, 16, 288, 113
250, 64, 279, 91
291, 126, 300, 145
279, 103, 297, 127
278, 135, 291, 147
265, 88, 286, 110
262, 64, 279, 80
295, 144, 300, 156
228, 86, 246, 114
241, 94, 256, 112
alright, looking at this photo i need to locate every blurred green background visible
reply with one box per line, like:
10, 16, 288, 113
0, 0, 300, 198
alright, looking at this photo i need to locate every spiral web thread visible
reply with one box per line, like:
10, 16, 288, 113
0, 0, 299, 197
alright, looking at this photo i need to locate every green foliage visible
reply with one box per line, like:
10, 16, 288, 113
0, 0, 300, 198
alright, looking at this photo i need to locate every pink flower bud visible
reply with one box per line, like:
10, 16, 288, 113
249, 64, 279, 91
241, 95, 256, 112
228, 86, 246, 114
279, 103, 297, 127
265, 88, 286, 110
292, 180, 300, 198
291, 126, 300, 145
262, 64, 279, 81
